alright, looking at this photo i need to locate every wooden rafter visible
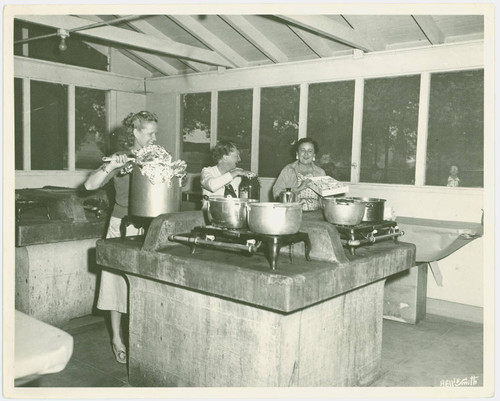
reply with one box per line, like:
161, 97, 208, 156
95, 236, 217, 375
276, 15, 373, 52
77, 15, 179, 76
412, 15, 445, 45
168, 15, 248, 68
220, 15, 288, 63
115, 15, 211, 73
340, 15, 386, 52
287, 24, 336, 58
16, 14, 233, 67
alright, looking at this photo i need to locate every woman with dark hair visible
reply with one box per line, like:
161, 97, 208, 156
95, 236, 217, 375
272, 137, 326, 211
84, 110, 158, 364
200, 140, 253, 200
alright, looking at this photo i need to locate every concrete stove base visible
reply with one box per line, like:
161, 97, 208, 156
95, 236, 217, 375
127, 274, 385, 387
15, 239, 99, 327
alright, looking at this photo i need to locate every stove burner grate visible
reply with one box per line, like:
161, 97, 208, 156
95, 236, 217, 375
169, 226, 311, 270
330, 220, 404, 255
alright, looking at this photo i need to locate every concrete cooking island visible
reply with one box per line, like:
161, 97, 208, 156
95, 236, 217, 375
96, 211, 415, 387
15, 187, 109, 327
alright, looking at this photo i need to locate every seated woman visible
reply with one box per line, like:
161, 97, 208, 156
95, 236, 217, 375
272, 138, 326, 211
201, 140, 254, 201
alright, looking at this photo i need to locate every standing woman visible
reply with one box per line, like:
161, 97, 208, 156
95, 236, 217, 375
272, 138, 326, 211
84, 111, 158, 364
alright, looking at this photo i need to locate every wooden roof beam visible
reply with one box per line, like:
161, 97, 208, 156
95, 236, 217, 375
16, 14, 233, 67
276, 15, 373, 52
287, 24, 336, 58
168, 15, 248, 68
76, 15, 179, 76
412, 15, 445, 45
116, 15, 211, 73
220, 15, 288, 63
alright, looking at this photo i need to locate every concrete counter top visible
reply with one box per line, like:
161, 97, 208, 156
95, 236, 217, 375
96, 211, 415, 313
16, 187, 109, 246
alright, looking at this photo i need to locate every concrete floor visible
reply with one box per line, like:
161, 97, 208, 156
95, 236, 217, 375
19, 313, 483, 388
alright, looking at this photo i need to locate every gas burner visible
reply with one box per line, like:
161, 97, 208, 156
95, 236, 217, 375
330, 220, 404, 255
169, 226, 311, 270
16, 198, 51, 222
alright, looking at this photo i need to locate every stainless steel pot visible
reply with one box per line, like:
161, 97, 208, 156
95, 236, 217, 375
322, 197, 366, 226
246, 202, 302, 235
206, 196, 257, 229
129, 166, 181, 217
343, 197, 386, 222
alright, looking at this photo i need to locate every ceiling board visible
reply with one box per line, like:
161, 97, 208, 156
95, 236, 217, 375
15, 14, 485, 79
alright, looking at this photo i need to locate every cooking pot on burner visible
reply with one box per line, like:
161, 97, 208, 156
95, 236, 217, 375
322, 197, 366, 226
342, 197, 386, 222
206, 196, 257, 229
246, 202, 302, 235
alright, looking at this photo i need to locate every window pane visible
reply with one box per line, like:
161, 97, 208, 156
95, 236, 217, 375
75, 87, 107, 169
360, 75, 420, 184
30, 80, 68, 170
217, 89, 253, 171
426, 70, 483, 188
15, 78, 23, 170
14, 21, 108, 71
182, 93, 211, 174
307, 81, 355, 181
259, 85, 300, 177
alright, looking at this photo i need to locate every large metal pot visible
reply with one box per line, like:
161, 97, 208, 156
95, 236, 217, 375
322, 197, 366, 226
206, 196, 257, 229
129, 166, 181, 217
343, 197, 386, 222
246, 202, 302, 235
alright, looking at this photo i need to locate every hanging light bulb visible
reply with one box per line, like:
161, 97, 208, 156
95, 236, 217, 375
57, 29, 69, 52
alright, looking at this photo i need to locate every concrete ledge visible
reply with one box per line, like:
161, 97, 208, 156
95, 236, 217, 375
426, 298, 483, 324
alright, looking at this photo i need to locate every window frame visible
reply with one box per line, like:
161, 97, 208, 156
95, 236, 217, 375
179, 66, 483, 189
16, 77, 109, 172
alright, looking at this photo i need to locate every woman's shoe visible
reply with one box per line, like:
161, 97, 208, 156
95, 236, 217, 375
112, 343, 127, 364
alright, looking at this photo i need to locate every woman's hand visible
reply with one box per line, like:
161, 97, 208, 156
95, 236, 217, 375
106, 153, 129, 171
297, 178, 312, 192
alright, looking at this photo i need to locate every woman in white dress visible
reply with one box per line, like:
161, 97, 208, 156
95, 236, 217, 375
84, 111, 158, 364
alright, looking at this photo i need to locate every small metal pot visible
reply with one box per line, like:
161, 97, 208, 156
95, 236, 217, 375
206, 196, 257, 229
279, 188, 298, 203
343, 197, 386, 222
322, 197, 366, 226
246, 202, 302, 235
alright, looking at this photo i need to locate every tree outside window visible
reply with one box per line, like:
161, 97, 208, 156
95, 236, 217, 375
360, 75, 420, 185
217, 89, 253, 171
307, 80, 355, 182
259, 85, 300, 177
426, 70, 483, 188
181, 92, 211, 173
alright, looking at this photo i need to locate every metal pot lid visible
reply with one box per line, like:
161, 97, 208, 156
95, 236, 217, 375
248, 202, 302, 209
343, 197, 386, 203
207, 195, 257, 204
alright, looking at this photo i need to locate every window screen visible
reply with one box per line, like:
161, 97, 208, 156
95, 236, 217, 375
360, 75, 420, 184
181, 92, 211, 174
217, 89, 253, 171
426, 70, 483, 188
307, 80, 355, 182
259, 85, 300, 177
